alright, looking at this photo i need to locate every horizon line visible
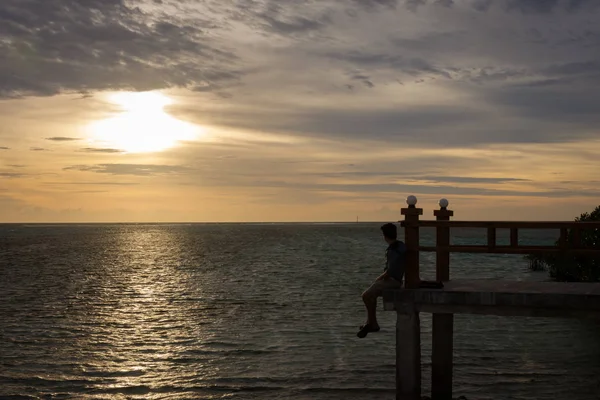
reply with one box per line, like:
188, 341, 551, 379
0, 220, 392, 225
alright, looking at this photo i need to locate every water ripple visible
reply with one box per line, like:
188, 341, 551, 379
1, 224, 599, 399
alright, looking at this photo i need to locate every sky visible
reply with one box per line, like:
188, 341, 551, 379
1, 0, 600, 223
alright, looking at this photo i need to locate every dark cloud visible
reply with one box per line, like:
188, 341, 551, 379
30, 147, 48, 151
0, 172, 25, 178
45, 137, 81, 141
542, 60, 600, 77
507, 78, 568, 88
80, 148, 125, 153
411, 176, 529, 184
190, 105, 552, 146
505, 0, 559, 14
325, 50, 451, 79
43, 181, 139, 186
64, 163, 190, 176
249, 107, 467, 138
469, 0, 598, 13
307, 172, 528, 184
351, 0, 399, 10
235, 180, 600, 198
405, 0, 426, 11
351, 0, 597, 14
472, 0, 493, 12
0, 0, 241, 98
260, 13, 329, 34
390, 30, 469, 53
504, 0, 598, 13
196, 0, 337, 42
348, 73, 375, 88
564, 0, 597, 12
0, 146, 9, 150
487, 83, 600, 128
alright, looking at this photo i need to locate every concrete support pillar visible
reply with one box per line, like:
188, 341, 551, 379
396, 307, 421, 400
431, 313, 453, 399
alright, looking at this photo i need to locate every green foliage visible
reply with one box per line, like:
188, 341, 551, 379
527, 205, 600, 282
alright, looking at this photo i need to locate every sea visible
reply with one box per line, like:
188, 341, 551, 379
0, 223, 599, 400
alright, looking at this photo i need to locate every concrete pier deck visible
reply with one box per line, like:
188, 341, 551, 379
383, 280, 600, 319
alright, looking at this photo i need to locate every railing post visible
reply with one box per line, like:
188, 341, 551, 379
510, 228, 519, 247
401, 195, 423, 289
397, 195, 422, 400
434, 198, 453, 282
432, 198, 454, 400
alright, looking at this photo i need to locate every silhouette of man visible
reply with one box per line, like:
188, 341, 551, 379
357, 223, 406, 338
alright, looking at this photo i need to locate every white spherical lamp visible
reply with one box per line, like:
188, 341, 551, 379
406, 195, 418, 207
439, 198, 449, 209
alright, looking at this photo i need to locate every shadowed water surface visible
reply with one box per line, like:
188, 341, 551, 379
0, 224, 599, 399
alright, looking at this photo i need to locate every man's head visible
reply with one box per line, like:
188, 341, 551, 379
380, 223, 397, 244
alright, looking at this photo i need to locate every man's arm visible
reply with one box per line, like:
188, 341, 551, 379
376, 270, 390, 281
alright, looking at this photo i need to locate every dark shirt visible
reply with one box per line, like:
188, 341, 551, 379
385, 240, 407, 283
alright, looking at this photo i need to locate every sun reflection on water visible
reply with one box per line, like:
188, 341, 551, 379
78, 227, 216, 396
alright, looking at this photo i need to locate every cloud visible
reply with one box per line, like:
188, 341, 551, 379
434, 0, 454, 7
0, 0, 241, 98
259, 13, 330, 35
0, 172, 25, 178
405, 0, 427, 12
0, 146, 9, 150
45, 137, 82, 141
348, 73, 375, 88
80, 148, 125, 153
63, 163, 190, 176
505, 0, 560, 14
160, 0, 600, 148
187, 105, 486, 145
352, 0, 399, 10
414, 176, 529, 184
471, 0, 493, 12
30, 147, 48, 151
219, 179, 600, 198
311, 174, 529, 184
188, 103, 585, 146
43, 181, 139, 186
301, 171, 529, 184
466, 0, 598, 13
504, 0, 598, 14
2, 0, 600, 106
324, 50, 451, 80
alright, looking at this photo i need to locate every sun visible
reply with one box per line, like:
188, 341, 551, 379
87, 91, 201, 153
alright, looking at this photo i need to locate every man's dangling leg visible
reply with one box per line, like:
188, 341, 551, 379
362, 290, 380, 329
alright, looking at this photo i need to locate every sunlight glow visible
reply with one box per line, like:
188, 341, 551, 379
87, 92, 201, 153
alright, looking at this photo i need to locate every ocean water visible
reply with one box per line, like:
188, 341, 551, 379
0, 223, 599, 400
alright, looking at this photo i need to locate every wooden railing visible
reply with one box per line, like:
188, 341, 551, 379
411, 220, 600, 255
399, 197, 600, 288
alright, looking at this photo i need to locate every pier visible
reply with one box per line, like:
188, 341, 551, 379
383, 196, 600, 400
